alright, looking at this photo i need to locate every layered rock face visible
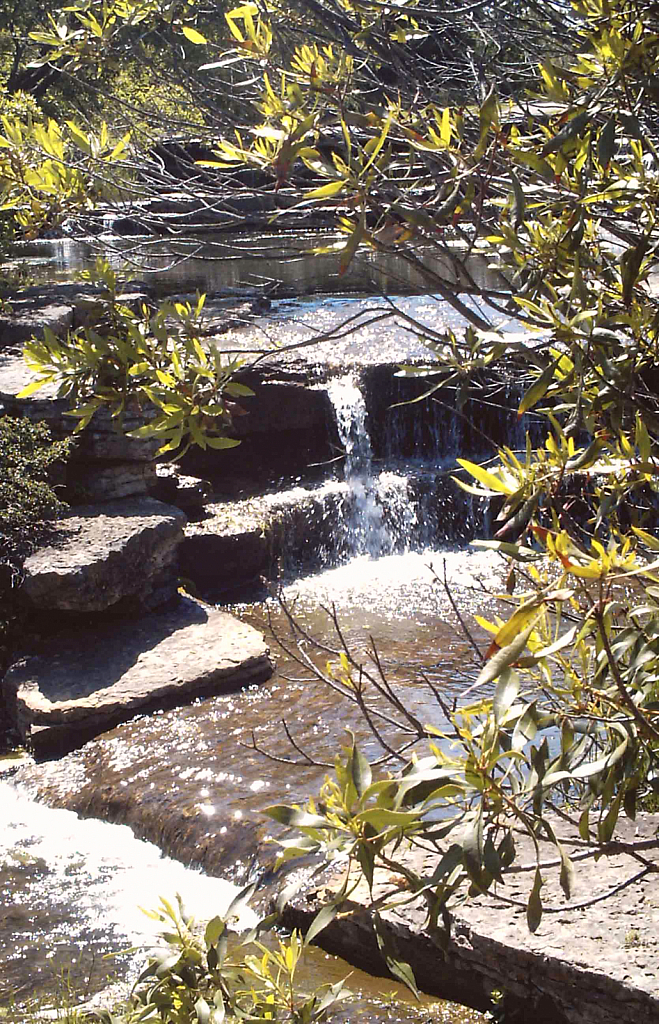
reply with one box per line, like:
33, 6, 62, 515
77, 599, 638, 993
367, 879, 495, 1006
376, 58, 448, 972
0, 288, 278, 754
19, 497, 186, 615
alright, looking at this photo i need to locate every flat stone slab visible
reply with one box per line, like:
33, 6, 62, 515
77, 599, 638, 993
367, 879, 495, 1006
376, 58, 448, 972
0, 302, 73, 349
19, 497, 186, 613
282, 813, 659, 1024
3, 595, 274, 756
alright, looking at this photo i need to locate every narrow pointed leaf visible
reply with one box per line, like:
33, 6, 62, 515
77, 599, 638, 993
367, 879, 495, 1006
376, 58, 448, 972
527, 868, 543, 932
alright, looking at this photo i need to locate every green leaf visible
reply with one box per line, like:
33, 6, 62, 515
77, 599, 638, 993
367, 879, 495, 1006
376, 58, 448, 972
540, 109, 589, 156
16, 375, 55, 398
373, 913, 419, 997
264, 805, 330, 829
339, 214, 366, 276
512, 702, 538, 750
195, 996, 211, 1024
304, 179, 345, 199
205, 916, 225, 947
224, 880, 257, 923
462, 809, 484, 889
304, 898, 342, 946
558, 844, 574, 899
456, 458, 513, 494
224, 381, 255, 397
579, 808, 590, 842
632, 527, 659, 551
527, 868, 543, 932
518, 358, 559, 416
349, 738, 372, 798
471, 540, 540, 562
475, 84, 498, 159
476, 619, 540, 687
510, 170, 525, 229
356, 808, 421, 829
204, 435, 242, 449
210, 993, 225, 1024
493, 669, 520, 724
597, 116, 616, 168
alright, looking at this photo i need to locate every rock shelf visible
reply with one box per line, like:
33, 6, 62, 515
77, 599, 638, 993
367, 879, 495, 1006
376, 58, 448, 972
282, 813, 659, 1024
4, 595, 273, 757
19, 497, 187, 614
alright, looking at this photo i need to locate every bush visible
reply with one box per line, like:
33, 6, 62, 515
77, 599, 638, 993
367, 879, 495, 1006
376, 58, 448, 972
0, 415, 72, 665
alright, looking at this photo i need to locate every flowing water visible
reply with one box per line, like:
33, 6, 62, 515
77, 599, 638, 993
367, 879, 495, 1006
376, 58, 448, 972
3, 549, 502, 1016
0, 234, 525, 1019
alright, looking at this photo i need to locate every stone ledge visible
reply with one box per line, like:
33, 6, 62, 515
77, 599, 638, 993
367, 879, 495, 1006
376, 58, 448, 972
3, 595, 274, 757
19, 497, 186, 613
281, 813, 659, 1024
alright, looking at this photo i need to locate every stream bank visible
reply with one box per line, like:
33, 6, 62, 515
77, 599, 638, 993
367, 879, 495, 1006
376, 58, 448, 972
282, 813, 659, 1024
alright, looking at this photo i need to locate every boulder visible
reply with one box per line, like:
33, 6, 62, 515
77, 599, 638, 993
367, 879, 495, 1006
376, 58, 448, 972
3, 595, 274, 756
19, 497, 186, 614
0, 303, 73, 350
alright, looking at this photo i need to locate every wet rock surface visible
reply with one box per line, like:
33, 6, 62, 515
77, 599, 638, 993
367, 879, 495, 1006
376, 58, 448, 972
18, 497, 187, 613
3, 595, 273, 757
282, 814, 659, 1024
180, 481, 349, 598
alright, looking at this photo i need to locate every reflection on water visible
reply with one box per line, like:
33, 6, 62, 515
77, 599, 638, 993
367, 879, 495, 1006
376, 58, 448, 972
5, 233, 507, 304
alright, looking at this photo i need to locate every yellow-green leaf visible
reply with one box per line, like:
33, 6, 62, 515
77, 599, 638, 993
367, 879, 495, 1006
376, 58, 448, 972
456, 458, 514, 494
182, 25, 207, 44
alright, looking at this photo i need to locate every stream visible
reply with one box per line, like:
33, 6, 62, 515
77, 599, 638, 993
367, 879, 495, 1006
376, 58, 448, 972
1, 233, 522, 1020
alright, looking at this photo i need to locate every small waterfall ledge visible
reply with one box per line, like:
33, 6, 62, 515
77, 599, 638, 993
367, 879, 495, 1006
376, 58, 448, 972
179, 368, 495, 601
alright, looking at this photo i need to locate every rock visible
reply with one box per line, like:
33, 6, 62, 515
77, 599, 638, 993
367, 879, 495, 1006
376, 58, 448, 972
68, 289, 153, 331
281, 815, 659, 1024
179, 377, 337, 487
66, 460, 158, 502
179, 482, 349, 599
19, 497, 186, 614
153, 463, 211, 512
229, 380, 333, 437
0, 303, 73, 350
3, 595, 274, 756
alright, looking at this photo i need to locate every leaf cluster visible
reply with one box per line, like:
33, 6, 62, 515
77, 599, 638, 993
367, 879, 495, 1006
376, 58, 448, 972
20, 259, 251, 457
0, 414, 72, 563
126, 890, 349, 1024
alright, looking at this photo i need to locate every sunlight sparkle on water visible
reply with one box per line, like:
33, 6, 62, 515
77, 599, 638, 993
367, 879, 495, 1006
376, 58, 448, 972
281, 548, 501, 622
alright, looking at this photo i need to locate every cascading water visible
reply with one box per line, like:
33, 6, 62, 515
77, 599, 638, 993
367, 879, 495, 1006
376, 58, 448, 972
324, 372, 492, 560
0, 778, 257, 1006
325, 374, 396, 557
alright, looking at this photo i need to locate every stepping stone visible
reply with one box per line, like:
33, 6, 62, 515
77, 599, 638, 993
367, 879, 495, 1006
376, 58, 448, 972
19, 497, 186, 614
3, 595, 273, 756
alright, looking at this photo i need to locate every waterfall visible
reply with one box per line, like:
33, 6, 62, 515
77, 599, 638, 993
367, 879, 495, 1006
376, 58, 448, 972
324, 373, 493, 561
326, 375, 392, 557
